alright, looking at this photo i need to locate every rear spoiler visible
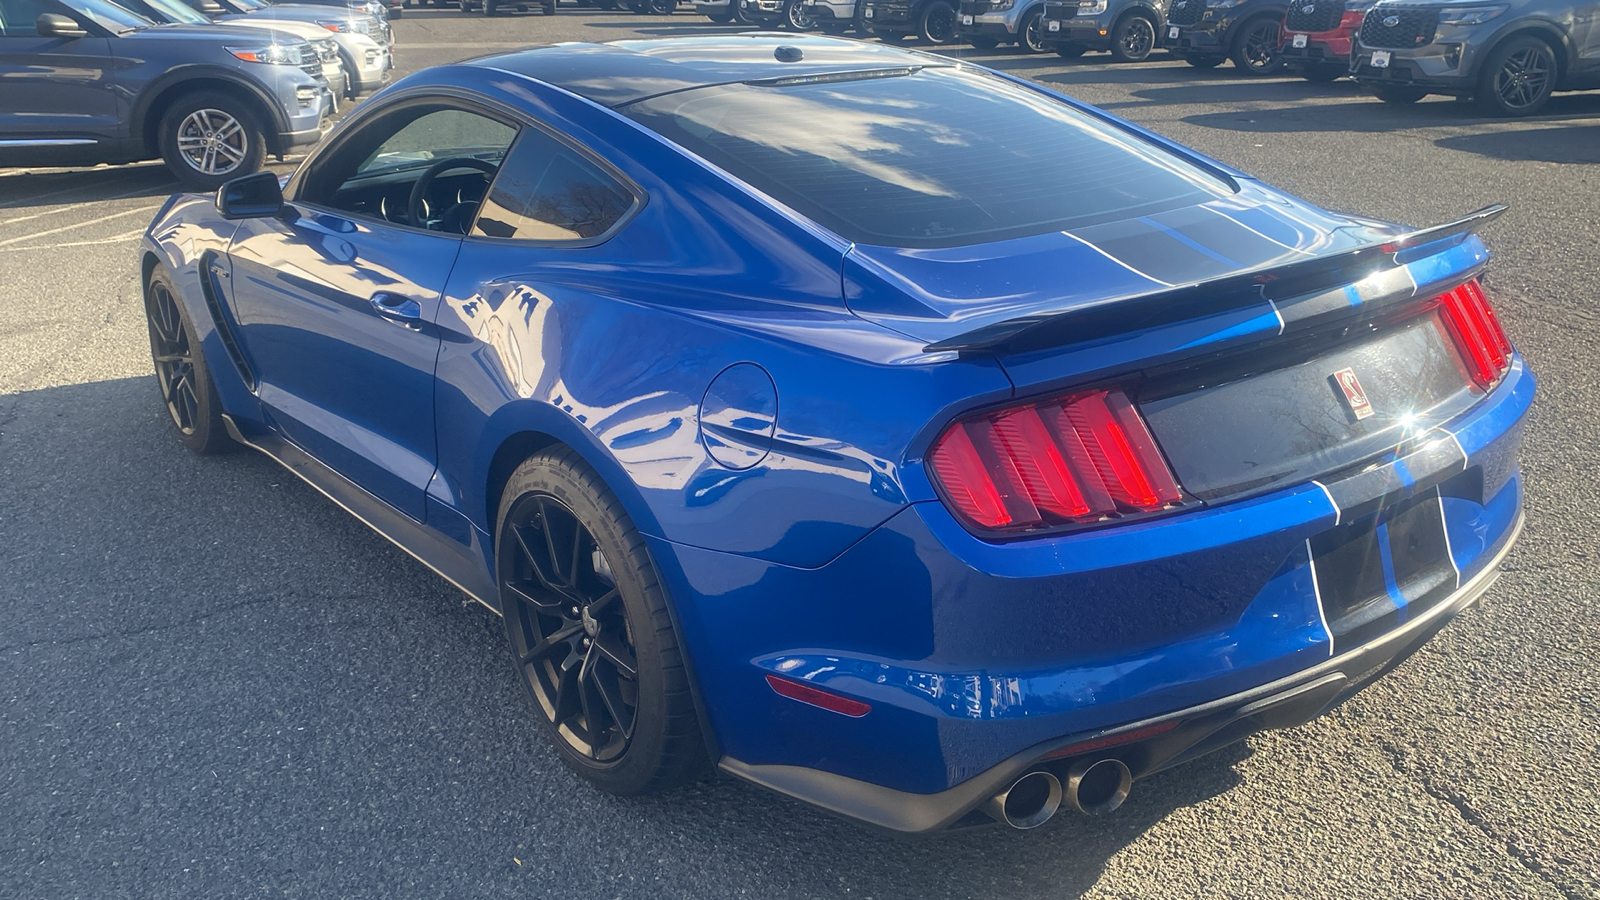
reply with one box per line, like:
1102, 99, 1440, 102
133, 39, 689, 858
922, 205, 1507, 356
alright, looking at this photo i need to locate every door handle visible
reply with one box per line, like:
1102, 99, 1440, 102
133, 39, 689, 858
370, 292, 423, 326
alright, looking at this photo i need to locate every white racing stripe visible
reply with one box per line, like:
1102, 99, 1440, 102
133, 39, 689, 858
1306, 539, 1335, 657
0, 204, 160, 248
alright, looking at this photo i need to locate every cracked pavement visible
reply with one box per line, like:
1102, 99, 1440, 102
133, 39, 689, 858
2, 14, 1597, 899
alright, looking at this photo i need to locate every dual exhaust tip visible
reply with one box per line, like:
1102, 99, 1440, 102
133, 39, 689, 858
984, 758, 1133, 829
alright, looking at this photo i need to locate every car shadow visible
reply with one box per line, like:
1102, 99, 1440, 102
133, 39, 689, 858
0, 162, 181, 212
1434, 122, 1600, 164
0, 374, 1253, 898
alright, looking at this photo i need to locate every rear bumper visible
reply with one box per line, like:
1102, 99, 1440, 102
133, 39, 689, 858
721, 511, 1520, 832
654, 350, 1533, 829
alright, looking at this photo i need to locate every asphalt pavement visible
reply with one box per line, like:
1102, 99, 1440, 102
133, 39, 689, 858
2, 12, 1598, 899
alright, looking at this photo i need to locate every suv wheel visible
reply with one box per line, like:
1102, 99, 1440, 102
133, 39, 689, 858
1231, 16, 1284, 74
158, 92, 266, 192
1017, 7, 1047, 52
916, 0, 956, 42
1109, 13, 1155, 62
1476, 35, 1556, 117
785, 0, 814, 28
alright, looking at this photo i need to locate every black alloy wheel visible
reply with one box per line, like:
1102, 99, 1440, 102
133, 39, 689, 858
1231, 16, 1284, 74
647, 0, 675, 13
1018, 8, 1047, 52
1109, 14, 1155, 62
785, 0, 815, 28
497, 450, 705, 793
143, 272, 230, 454
1477, 36, 1556, 117
917, 0, 956, 43
504, 493, 640, 764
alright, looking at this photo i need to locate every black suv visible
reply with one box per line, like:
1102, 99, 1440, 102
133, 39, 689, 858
0, 0, 329, 188
1352, 0, 1600, 114
1166, 0, 1288, 72
1039, 0, 1168, 60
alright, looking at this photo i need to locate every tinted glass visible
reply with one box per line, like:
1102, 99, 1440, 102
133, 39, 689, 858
472, 128, 634, 243
61, 0, 153, 29
136, 0, 214, 25
623, 67, 1232, 248
0, 0, 50, 34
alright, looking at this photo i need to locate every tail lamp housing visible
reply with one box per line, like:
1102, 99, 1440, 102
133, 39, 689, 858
1436, 279, 1513, 391
927, 387, 1185, 535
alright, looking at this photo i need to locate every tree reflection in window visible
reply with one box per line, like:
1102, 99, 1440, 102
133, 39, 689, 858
474, 131, 632, 242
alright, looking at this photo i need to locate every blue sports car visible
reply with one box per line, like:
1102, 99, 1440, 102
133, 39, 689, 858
139, 34, 1532, 833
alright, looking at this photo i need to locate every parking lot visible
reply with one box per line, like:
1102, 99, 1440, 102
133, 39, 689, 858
2, 9, 1599, 898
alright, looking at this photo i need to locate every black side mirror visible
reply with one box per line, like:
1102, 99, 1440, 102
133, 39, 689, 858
216, 171, 284, 218
35, 13, 88, 37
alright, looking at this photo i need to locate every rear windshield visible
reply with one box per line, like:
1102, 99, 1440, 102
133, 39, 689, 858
621, 66, 1233, 249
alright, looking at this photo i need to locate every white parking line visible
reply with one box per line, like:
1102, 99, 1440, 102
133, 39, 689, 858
0, 205, 160, 248
0, 228, 147, 253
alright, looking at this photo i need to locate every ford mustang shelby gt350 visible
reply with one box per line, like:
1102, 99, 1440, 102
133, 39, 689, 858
139, 34, 1532, 832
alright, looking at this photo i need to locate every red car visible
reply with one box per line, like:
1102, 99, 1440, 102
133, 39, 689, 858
1279, 0, 1369, 80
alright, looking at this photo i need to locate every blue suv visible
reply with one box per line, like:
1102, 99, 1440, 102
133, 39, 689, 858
0, 0, 329, 189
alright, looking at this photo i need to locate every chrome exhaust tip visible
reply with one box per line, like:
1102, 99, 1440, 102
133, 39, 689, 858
983, 770, 1063, 830
1063, 757, 1132, 815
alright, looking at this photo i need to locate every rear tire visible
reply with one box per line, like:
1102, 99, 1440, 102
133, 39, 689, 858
916, 0, 956, 43
497, 449, 707, 796
1372, 84, 1427, 104
1475, 35, 1557, 117
143, 270, 232, 455
1230, 16, 1284, 74
1108, 13, 1155, 62
157, 91, 267, 192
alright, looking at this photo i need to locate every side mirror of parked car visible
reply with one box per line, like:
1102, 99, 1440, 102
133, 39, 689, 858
35, 14, 89, 38
216, 171, 284, 218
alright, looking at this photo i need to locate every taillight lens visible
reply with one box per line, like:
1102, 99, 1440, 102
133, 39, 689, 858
928, 388, 1183, 533
1437, 279, 1513, 390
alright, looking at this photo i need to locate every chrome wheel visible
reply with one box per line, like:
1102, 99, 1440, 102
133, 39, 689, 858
175, 108, 248, 177
785, 0, 814, 29
146, 280, 198, 435
503, 494, 640, 763
1492, 47, 1552, 112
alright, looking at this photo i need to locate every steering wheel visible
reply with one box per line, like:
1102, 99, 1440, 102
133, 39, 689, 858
408, 157, 498, 230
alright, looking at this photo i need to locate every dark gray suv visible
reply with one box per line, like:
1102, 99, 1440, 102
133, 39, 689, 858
1352, 0, 1600, 114
0, 0, 330, 188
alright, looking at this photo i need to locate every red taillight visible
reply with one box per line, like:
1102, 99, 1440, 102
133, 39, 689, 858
1437, 279, 1513, 390
927, 388, 1183, 533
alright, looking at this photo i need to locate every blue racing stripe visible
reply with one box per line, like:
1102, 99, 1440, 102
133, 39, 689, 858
1136, 217, 1242, 267
1375, 520, 1409, 624
1393, 456, 1415, 492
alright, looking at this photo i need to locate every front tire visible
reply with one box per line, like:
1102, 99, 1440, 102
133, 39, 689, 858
916, 0, 956, 43
497, 449, 706, 795
1017, 8, 1046, 52
143, 270, 232, 455
157, 92, 266, 192
1475, 35, 1557, 117
1108, 13, 1155, 62
1185, 53, 1225, 68
1230, 16, 1284, 74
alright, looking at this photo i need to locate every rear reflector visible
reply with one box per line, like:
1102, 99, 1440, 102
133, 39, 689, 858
1437, 279, 1513, 390
765, 674, 871, 717
928, 388, 1182, 533
1041, 719, 1182, 761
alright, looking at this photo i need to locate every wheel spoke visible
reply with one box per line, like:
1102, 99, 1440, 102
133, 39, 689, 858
519, 622, 581, 665
513, 522, 583, 605
586, 587, 620, 616
551, 657, 582, 725
505, 578, 568, 613
576, 651, 608, 756
586, 651, 635, 741
592, 628, 637, 679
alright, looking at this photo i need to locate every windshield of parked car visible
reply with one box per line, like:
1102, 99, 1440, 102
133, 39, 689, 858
62, 0, 155, 30
132, 0, 214, 25
622, 66, 1235, 248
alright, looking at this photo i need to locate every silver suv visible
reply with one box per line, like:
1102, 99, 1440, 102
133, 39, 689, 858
1352, 0, 1600, 114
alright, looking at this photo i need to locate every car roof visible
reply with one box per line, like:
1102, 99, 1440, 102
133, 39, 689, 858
463, 34, 955, 108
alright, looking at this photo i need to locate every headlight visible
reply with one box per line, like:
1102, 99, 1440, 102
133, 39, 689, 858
989, 0, 1014, 10
1436, 4, 1506, 24
227, 43, 302, 64
1078, 0, 1107, 12
316, 18, 349, 31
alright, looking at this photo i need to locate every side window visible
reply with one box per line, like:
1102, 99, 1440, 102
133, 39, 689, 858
295, 104, 518, 231
0, 0, 52, 35
471, 128, 635, 243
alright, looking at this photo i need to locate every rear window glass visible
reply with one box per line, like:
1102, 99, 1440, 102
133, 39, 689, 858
622, 66, 1233, 249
